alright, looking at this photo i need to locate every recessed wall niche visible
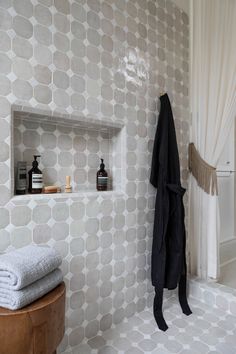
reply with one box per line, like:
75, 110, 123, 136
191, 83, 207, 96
12, 108, 125, 197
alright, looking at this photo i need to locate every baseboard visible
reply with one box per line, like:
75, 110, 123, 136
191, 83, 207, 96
220, 256, 236, 267
220, 237, 236, 266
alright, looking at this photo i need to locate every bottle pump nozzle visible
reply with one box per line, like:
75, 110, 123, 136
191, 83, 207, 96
100, 158, 105, 170
32, 155, 41, 167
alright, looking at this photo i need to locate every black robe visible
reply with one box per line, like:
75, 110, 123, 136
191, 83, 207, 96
150, 93, 191, 331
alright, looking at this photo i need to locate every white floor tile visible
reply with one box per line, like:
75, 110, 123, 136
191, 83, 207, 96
64, 297, 236, 353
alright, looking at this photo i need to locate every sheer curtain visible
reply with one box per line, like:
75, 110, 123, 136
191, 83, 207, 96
189, 0, 236, 279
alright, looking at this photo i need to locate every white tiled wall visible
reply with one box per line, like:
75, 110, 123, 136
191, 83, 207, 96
0, 0, 190, 352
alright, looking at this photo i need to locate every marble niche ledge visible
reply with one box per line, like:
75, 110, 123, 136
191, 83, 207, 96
11, 190, 126, 204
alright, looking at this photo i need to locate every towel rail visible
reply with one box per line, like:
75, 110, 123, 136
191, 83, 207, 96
217, 170, 235, 173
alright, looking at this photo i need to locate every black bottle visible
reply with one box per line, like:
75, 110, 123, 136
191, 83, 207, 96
97, 158, 108, 191
28, 155, 43, 194
16, 161, 27, 195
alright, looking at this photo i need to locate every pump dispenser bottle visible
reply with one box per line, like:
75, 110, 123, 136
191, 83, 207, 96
28, 155, 43, 194
97, 158, 108, 191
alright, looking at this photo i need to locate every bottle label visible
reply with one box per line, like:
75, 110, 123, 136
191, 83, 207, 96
16, 164, 27, 191
32, 173, 43, 189
97, 176, 108, 186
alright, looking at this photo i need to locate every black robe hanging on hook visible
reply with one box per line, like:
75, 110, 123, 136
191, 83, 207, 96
150, 93, 192, 331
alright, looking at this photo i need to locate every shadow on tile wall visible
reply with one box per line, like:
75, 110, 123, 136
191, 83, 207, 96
0, 0, 189, 351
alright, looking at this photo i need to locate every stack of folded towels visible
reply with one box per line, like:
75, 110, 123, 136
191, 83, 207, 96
0, 245, 63, 310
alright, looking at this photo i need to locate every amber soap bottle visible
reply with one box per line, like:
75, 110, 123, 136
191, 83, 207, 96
28, 155, 43, 194
97, 158, 108, 191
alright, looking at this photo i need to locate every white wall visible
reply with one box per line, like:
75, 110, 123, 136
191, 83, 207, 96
218, 123, 236, 265
218, 124, 235, 242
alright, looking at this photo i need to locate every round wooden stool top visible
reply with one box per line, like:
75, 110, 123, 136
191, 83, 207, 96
0, 282, 66, 354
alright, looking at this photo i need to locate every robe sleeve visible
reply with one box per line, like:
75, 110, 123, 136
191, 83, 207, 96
150, 97, 168, 188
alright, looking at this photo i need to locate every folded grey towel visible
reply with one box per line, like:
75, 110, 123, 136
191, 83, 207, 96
0, 245, 62, 290
0, 268, 63, 310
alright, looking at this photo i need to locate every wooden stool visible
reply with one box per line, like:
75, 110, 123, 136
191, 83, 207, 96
0, 282, 66, 354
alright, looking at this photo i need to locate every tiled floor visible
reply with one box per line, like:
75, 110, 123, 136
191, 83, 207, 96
63, 296, 236, 354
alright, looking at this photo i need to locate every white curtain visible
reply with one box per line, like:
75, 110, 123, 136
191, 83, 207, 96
190, 0, 236, 279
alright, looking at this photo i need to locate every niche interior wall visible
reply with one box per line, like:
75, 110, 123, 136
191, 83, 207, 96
0, 0, 189, 352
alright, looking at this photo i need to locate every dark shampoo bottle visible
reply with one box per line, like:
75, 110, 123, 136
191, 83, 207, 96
97, 158, 108, 191
28, 155, 43, 194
